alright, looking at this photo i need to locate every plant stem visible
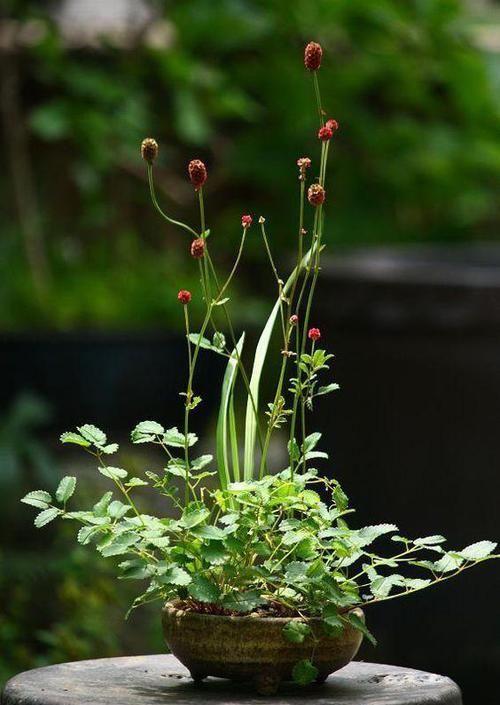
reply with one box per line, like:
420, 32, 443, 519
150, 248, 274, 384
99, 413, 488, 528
147, 165, 198, 238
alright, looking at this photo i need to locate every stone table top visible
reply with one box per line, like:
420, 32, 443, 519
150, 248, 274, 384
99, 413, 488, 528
1, 655, 462, 705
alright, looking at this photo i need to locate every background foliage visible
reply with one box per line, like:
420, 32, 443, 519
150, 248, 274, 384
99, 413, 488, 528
2, 0, 499, 329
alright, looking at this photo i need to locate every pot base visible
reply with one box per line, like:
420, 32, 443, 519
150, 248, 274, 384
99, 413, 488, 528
162, 603, 364, 694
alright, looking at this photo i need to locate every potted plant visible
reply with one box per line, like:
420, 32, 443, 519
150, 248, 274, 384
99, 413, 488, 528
21, 42, 498, 695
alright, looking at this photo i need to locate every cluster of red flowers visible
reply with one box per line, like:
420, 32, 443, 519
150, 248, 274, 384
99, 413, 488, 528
147, 42, 329, 343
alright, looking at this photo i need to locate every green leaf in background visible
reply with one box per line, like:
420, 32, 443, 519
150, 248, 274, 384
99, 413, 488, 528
157, 566, 192, 586
292, 659, 319, 685
56, 476, 76, 503
21, 490, 52, 509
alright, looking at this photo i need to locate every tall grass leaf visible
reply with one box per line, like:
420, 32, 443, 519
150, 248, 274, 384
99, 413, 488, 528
216, 333, 245, 491
243, 246, 316, 479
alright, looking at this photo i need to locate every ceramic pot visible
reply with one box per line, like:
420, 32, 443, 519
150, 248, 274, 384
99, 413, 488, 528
162, 603, 364, 694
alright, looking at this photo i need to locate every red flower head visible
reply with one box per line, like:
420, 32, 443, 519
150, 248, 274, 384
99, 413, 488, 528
190, 238, 205, 259
326, 118, 339, 133
290, 314, 299, 326
318, 126, 333, 142
307, 183, 326, 207
188, 159, 207, 190
297, 157, 311, 181
304, 41, 323, 71
177, 289, 192, 305
241, 214, 253, 229
308, 327, 321, 341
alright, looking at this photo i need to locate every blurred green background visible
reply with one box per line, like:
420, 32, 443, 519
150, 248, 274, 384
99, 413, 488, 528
2, 0, 499, 330
1, 0, 500, 694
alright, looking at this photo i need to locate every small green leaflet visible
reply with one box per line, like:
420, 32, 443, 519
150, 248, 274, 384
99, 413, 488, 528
459, 541, 497, 560
99, 532, 140, 557
222, 590, 265, 612
157, 566, 192, 586
283, 621, 311, 644
284, 561, 309, 583
60, 432, 91, 447
77, 424, 107, 446
21, 490, 52, 509
322, 604, 343, 631
56, 476, 76, 503
348, 612, 377, 646
413, 535, 446, 546
179, 503, 210, 529
78, 525, 103, 545
34, 507, 60, 528
164, 427, 198, 448
99, 466, 128, 481
93, 491, 113, 517
131, 420, 164, 443
292, 659, 319, 685
188, 575, 220, 602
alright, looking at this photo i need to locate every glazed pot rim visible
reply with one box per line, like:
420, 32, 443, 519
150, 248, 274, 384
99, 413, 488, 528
163, 602, 362, 625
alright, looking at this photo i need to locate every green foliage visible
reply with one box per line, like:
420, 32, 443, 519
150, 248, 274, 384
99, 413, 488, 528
292, 659, 319, 685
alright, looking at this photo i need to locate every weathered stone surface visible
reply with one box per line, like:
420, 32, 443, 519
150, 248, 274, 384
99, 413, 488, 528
1, 655, 462, 705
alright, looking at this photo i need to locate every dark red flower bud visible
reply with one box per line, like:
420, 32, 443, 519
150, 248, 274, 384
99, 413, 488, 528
241, 214, 253, 229
290, 314, 299, 325
307, 183, 326, 206
188, 159, 207, 190
308, 327, 321, 341
304, 41, 322, 71
141, 138, 158, 164
318, 126, 333, 141
326, 118, 339, 133
177, 289, 192, 305
190, 238, 205, 258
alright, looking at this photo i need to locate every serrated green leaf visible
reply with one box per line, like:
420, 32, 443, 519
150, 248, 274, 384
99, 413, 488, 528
283, 621, 311, 644
99, 532, 140, 557
459, 540, 497, 560
99, 466, 128, 481
302, 432, 322, 453
222, 590, 265, 613
179, 503, 210, 529
34, 507, 60, 528
432, 553, 464, 573
21, 490, 52, 509
131, 420, 164, 443
370, 574, 404, 598
354, 524, 398, 547
157, 566, 192, 586
188, 575, 220, 602
193, 525, 226, 540
77, 525, 103, 545
201, 541, 228, 565
102, 443, 119, 455
77, 424, 107, 446
348, 612, 377, 646
93, 491, 113, 517
164, 427, 197, 448
317, 383, 340, 396
285, 561, 309, 583
292, 659, 319, 685
60, 432, 91, 447
56, 476, 76, 503
125, 477, 148, 488
107, 501, 132, 519
414, 535, 446, 546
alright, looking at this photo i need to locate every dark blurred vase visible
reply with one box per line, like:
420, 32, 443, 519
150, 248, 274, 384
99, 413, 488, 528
0, 331, 224, 433
314, 245, 500, 704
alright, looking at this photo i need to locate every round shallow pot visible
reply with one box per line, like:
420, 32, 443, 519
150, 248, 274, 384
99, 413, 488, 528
162, 604, 364, 694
